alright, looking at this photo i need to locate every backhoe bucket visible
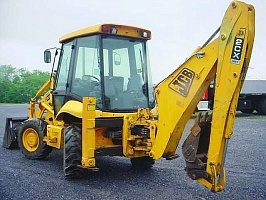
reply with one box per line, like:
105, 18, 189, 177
182, 113, 212, 181
2, 117, 27, 149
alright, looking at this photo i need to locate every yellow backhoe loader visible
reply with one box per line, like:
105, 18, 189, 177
2, 1, 255, 192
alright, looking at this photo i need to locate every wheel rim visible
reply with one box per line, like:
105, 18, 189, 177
22, 128, 39, 152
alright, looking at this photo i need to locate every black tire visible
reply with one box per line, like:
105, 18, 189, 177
240, 108, 254, 114
258, 99, 266, 115
18, 118, 52, 159
130, 156, 155, 169
64, 125, 84, 179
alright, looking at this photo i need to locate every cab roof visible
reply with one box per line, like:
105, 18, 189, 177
59, 23, 151, 43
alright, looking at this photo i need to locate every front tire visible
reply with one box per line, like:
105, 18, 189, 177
130, 156, 155, 169
18, 118, 52, 159
64, 125, 84, 179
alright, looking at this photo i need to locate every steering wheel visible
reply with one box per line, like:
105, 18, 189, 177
82, 75, 100, 82
82, 75, 102, 106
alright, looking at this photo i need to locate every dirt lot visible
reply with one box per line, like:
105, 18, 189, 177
0, 105, 266, 200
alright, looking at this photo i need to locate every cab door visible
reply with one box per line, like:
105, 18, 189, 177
53, 41, 74, 115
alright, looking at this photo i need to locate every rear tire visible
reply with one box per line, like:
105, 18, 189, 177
258, 99, 266, 115
64, 125, 84, 179
240, 108, 254, 114
18, 118, 52, 159
130, 156, 155, 169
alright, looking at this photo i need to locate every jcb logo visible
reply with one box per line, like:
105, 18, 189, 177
230, 28, 246, 65
169, 68, 195, 97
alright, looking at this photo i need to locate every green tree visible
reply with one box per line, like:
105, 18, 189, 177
0, 65, 50, 103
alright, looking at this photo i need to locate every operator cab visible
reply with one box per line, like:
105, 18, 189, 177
47, 24, 155, 114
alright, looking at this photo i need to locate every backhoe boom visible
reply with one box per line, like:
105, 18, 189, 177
152, 1, 255, 192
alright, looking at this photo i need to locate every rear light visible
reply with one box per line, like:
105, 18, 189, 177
101, 24, 151, 39
102, 25, 110, 33
202, 90, 209, 100
101, 25, 117, 34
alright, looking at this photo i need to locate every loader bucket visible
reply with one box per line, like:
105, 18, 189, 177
2, 117, 27, 149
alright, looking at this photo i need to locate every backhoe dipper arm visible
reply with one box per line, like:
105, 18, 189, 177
150, 1, 255, 192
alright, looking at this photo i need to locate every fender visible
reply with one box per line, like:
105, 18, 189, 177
44, 100, 83, 149
56, 100, 83, 120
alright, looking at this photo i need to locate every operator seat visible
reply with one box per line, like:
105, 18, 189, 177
104, 76, 124, 109
127, 74, 142, 91
124, 74, 147, 108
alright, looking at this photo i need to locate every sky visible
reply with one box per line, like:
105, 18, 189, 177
0, 0, 265, 83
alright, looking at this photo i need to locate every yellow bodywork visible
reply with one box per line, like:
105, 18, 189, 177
152, 40, 218, 160
56, 99, 156, 164
21, 0, 254, 193
50, 0, 254, 192
198, 2, 255, 192
27, 74, 64, 149
152, 1, 255, 192
22, 128, 39, 152
59, 24, 151, 43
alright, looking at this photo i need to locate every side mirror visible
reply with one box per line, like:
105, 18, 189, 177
113, 52, 121, 66
44, 50, 51, 63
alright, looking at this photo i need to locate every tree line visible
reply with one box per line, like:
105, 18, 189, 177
0, 65, 50, 103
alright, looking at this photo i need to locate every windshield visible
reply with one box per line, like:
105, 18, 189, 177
102, 36, 154, 110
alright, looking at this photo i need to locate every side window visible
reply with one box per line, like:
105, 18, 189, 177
103, 49, 109, 76
132, 43, 145, 87
125, 43, 145, 93
134, 43, 145, 79
56, 42, 72, 90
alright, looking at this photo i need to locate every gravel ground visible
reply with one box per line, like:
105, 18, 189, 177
0, 105, 265, 200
